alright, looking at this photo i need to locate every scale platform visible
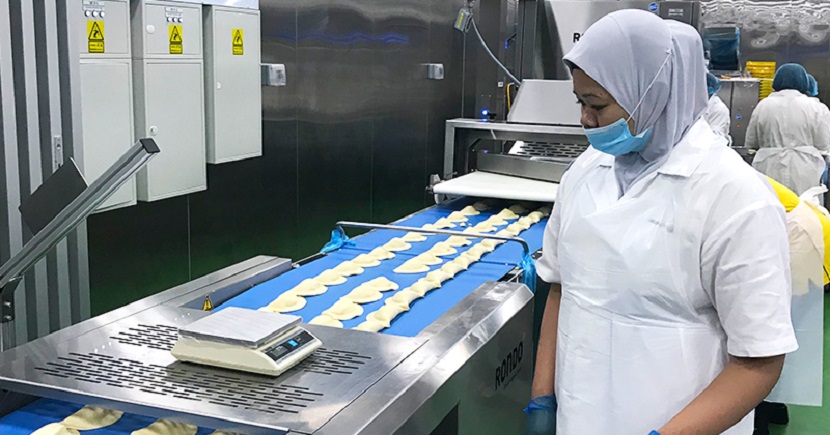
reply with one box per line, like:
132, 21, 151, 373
172, 308, 322, 377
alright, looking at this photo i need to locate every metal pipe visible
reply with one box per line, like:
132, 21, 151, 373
334, 221, 530, 259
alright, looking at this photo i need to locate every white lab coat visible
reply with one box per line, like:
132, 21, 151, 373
538, 120, 798, 434
703, 94, 731, 141
746, 89, 830, 195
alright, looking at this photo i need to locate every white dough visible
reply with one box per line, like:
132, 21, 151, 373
287, 279, 328, 296
471, 222, 497, 233
368, 247, 396, 260
509, 204, 528, 214
62, 406, 123, 431
333, 261, 364, 276
481, 238, 505, 249
537, 205, 552, 217
433, 218, 456, 229
394, 259, 430, 274
472, 201, 490, 211
428, 242, 458, 257
352, 253, 382, 267
460, 205, 481, 216
367, 305, 407, 327
383, 238, 412, 252
366, 276, 400, 291
308, 315, 343, 328
471, 243, 494, 255
425, 270, 454, 284
354, 320, 385, 332
495, 208, 520, 220
505, 223, 524, 235
516, 217, 534, 230
414, 252, 443, 265
441, 261, 466, 276
446, 211, 469, 223
485, 216, 508, 226
32, 424, 79, 435
315, 269, 347, 286
264, 293, 307, 313
421, 223, 438, 234
402, 231, 427, 242
385, 289, 422, 309
342, 285, 384, 303
461, 249, 483, 262
527, 211, 544, 223
445, 236, 472, 247
449, 256, 473, 270
322, 299, 364, 320
409, 279, 441, 297
131, 419, 198, 435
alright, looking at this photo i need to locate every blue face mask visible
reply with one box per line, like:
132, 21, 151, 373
584, 118, 652, 156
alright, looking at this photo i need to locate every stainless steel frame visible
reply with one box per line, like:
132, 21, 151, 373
0, 252, 533, 434
442, 118, 585, 180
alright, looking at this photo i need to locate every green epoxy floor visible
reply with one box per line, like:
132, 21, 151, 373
770, 295, 830, 434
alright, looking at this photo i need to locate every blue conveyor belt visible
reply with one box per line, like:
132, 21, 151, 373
218, 198, 547, 337
0, 398, 217, 435
0, 198, 549, 434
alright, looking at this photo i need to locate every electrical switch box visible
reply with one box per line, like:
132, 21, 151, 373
203, 6, 262, 164
78, 0, 136, 211
132, 0, 206, 201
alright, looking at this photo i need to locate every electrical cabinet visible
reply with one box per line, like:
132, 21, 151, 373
78, 0, 136, 211
203, 6, 262, 164
132, 0, 206, 201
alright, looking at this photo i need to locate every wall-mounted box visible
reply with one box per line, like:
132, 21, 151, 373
132, 0, 206, 201
203, 6, 262, 164
78, 0, 136, 211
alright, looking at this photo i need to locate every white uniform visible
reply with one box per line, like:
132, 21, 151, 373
703, 94, 731, 141
746, 89, 830, 195
538, 120, 798, 434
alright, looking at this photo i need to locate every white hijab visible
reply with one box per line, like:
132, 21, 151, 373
563, 10, 709, 193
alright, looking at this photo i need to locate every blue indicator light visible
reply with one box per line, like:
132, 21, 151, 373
288, 339, 298, 346
481, 109, 489, 117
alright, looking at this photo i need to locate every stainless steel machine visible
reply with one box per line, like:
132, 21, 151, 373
0, 256, 533, 434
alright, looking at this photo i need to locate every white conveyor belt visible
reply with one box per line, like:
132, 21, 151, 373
434, 171, 558, 202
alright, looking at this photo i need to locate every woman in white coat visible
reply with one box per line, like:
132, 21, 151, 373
703, 72, 732, 141
746, 64, 830, 195
527, 10, 797, 435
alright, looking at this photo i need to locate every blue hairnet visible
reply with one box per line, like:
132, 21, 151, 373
808, 74, 819, 97
772, 63, 811, 93
706, 72, 721, 96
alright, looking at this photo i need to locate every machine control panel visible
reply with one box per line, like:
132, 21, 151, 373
165, 7, 184, 23
264, 330, 316, 361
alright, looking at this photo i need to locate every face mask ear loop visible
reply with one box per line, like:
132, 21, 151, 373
625, 50, 673, 127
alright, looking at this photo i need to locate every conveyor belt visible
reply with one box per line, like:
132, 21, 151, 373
0, 198, 547, 434
0, 399, 217, 435
218, 197, 548, 337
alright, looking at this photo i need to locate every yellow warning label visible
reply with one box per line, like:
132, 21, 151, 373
202, 295, 213, 311
169, 24, 183, 55
87, 20, 105, 53
232, 28, 244, 55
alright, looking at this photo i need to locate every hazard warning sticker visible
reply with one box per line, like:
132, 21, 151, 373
232, 28, 244, 55
87, 20, 105, 54
169, 24, 183, 55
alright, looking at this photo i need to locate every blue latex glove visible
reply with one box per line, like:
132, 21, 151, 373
648, 431, 662, 435
524, 395, 556, 435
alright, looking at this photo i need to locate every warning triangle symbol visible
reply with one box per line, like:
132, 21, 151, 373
233, 30, 243, 45
88, 22, 104, 41
170, 27, 182, 43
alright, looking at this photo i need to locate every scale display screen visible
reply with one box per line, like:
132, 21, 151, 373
264, 330, 315, 361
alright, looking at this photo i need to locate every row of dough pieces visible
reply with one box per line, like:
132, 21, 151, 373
32, 406, 226, 435
353, 204, 551, 333
257, 202, 549, 325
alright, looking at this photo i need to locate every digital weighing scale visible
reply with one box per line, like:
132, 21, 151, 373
171, 307, 322, 376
